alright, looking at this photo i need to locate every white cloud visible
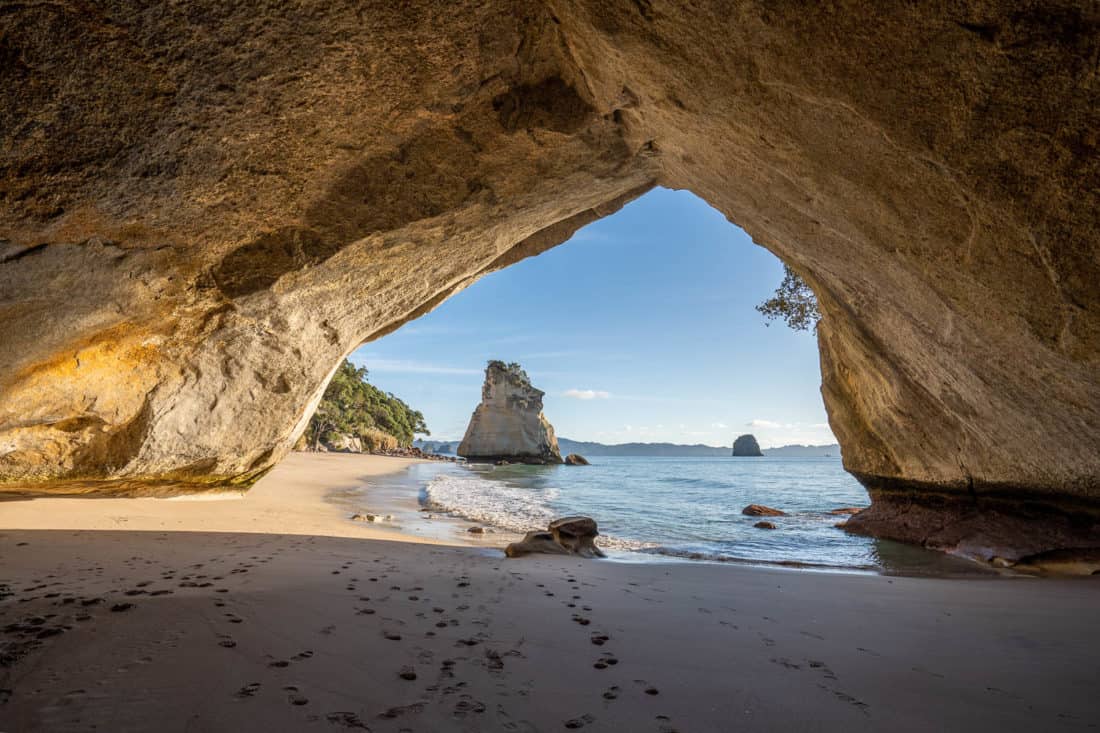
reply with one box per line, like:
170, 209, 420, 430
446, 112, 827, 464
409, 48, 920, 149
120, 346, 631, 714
748, 419, 783, 429
742, 418, 837, 448
711, 422, 728, 429
563, 389, 611, 400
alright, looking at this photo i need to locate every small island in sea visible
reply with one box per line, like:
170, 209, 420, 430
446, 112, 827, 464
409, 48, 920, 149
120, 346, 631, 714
732, 433, 764, 457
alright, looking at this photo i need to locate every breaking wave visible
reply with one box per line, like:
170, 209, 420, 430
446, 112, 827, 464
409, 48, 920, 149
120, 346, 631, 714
422, 471, 653, 552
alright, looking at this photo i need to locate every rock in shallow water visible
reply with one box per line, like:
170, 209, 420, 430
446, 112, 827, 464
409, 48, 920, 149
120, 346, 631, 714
564, 453, 589, 466
742, 504, 787, 517
828, 507, 865, 516
505, 516, 605, 559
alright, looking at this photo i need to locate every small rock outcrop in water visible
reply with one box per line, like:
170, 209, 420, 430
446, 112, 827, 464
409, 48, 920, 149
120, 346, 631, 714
564, 454, 589, 465
505, 516, 605, 559
732, 434, 763, 457
754, 521, 777, 530
742, 504, 787, 517
458, 361, 562, 465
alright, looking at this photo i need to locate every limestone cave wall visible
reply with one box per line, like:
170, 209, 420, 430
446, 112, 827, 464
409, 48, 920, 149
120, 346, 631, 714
1, 1, 1097, 557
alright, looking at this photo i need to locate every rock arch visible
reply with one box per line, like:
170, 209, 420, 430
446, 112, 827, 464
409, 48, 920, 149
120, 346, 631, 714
1, 1, 1097, 560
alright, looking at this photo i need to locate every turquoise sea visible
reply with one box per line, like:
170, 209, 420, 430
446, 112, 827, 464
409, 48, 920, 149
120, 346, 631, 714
397, 456, 987, 575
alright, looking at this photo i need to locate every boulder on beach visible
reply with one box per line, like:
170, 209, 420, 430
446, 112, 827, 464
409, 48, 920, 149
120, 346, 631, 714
564, 453, 589, 465
754, 521, 777, 530
732, 434, 764, 457
742, 504, 787, 517
505, 516, 606, 559
467, 526, 485, 534
458, 361, 563, 465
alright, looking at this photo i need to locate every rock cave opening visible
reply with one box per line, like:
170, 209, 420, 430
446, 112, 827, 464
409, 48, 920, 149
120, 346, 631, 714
1, 1, 1096, 568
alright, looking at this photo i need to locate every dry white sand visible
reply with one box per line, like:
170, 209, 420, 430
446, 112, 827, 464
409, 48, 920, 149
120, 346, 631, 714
0, 452, 497, 547
2, 453, 1098, 732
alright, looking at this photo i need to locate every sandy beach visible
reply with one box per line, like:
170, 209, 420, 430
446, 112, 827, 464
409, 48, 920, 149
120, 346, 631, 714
0, 453, 508, 549
2, 453, 1098, 732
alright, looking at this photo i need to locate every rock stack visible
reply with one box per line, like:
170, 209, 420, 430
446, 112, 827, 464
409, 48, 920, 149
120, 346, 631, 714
732, 434, 764, 457
458, 361, 563, 465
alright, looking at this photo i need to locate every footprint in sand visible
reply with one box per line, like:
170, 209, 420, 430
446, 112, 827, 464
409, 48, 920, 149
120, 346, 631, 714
234, 682, 262, 699
379, 702, 426, 719
325, 711, 370, 729
564, 713, 595, 728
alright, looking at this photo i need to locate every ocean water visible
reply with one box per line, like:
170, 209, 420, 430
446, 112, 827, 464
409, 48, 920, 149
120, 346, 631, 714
409, 456, 988, 574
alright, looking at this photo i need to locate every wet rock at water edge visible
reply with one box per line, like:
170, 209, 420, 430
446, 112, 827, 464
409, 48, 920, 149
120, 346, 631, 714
742, 504, 787, 517
506, 516, 606, 559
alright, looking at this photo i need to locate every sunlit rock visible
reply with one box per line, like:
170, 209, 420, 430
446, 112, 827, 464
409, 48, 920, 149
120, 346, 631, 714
458, 361, 563, 465
505, 516, 605, 559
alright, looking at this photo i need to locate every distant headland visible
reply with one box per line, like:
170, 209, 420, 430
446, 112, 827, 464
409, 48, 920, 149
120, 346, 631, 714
415, 437, 840, 458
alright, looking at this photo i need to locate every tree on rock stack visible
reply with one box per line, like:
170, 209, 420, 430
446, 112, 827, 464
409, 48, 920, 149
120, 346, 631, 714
732, 434, 764, 457
458, 361, 563, 465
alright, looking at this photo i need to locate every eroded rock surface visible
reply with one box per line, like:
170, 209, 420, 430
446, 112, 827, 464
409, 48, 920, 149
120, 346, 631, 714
0, 1, 1097, 558
458, 362, 562, 465
505, 516, 605, 559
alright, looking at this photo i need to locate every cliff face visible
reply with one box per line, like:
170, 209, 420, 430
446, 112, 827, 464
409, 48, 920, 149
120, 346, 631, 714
732, 435, 763, 457
0, 1, 1098, 559
458, 362, 562, 464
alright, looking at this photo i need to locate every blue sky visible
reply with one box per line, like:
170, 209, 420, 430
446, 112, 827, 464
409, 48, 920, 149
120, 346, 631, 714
350, 187, 835, 449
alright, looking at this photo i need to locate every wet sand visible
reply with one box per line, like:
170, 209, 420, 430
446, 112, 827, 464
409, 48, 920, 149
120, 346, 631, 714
2, 454, 1099, 731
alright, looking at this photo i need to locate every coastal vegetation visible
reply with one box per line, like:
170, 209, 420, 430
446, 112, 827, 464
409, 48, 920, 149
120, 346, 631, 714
305, 359, 428, 450
756, 265, 820, 331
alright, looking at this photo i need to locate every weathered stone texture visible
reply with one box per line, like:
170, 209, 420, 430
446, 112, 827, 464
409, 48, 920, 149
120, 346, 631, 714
0, 2, 1097, 557
458, 362, 562, 465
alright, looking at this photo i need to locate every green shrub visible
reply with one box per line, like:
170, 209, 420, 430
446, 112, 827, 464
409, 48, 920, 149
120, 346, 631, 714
306, 360, 429, 450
